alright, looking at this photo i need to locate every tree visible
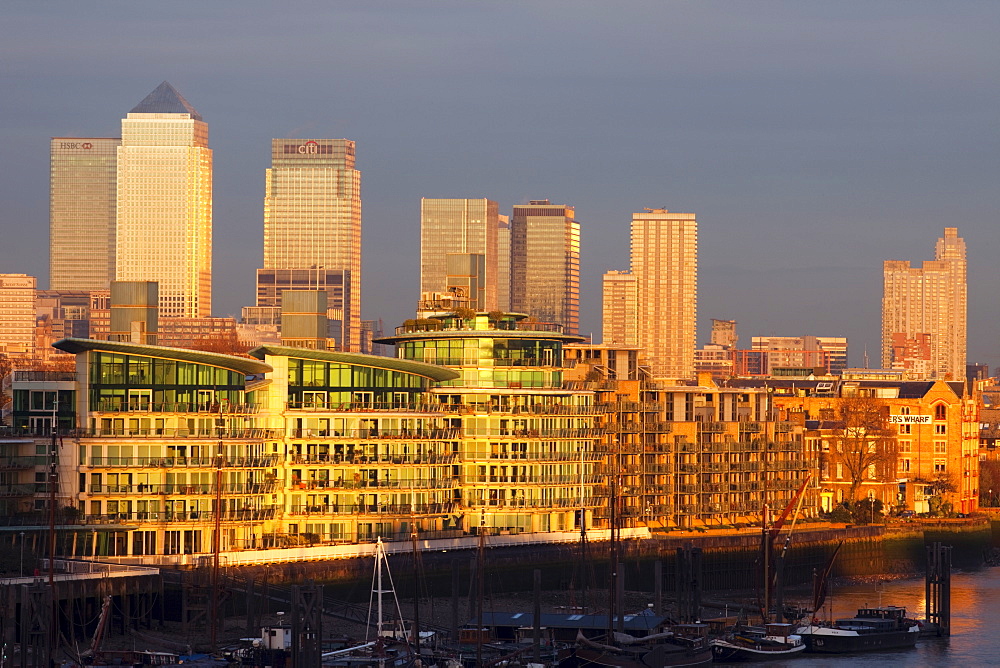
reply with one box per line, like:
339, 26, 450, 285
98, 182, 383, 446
830, 396, 898, 501
980, 460, 1000, 506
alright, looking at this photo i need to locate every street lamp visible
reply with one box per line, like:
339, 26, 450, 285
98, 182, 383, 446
868, 490, 875, 524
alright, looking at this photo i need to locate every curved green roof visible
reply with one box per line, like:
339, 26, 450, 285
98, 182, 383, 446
53, 338, 272, 376
248, 345, 460, 382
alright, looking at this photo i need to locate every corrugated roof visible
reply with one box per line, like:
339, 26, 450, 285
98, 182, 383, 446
53, 338, 271, 376
249, 345, 460, 382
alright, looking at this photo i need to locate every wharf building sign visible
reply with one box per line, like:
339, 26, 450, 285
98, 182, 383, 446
889, 415, 932, 424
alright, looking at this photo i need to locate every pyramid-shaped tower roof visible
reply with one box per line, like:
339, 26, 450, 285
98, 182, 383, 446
129, 81, 202, 120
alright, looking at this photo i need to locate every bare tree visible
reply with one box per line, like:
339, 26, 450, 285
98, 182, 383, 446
830, 396, 898, 501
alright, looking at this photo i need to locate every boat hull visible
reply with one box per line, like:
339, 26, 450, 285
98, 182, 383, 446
710, 639, 806, 661
798, 627, 919, 653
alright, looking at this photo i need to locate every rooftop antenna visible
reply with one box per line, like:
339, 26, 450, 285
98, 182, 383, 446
863, 345, 870, 369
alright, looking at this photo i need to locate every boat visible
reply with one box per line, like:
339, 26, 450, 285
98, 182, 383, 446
709, 623, 805, 661
796, 606, 919, 653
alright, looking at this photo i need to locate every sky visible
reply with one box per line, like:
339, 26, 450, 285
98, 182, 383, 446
2, 2, 999, 367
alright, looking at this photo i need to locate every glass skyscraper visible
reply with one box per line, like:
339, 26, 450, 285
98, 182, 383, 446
510, 200, 579, 334
50, 137, 120, 291
115, 82, 212, 318
260, 139, 361, 351
419, 198, 499, 310
631, 208, 698, 380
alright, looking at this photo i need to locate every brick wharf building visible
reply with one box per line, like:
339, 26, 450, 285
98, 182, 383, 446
6, 314, 818, 563
726, 377, 979, 515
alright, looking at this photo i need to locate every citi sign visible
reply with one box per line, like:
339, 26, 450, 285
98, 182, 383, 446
298, 141, 319, 154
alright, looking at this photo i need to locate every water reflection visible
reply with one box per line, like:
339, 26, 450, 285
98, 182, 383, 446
725, 568, 997, 666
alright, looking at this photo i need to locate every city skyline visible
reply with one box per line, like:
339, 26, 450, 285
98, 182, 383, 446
4, 3, 1000, 367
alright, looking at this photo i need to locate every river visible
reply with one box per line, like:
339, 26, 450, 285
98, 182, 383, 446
744, 566, 1000, 666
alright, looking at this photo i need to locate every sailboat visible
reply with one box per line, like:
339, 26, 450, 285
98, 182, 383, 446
559, 441, 712, 668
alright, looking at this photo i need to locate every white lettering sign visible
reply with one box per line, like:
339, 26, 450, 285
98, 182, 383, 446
889, 415, 931, 424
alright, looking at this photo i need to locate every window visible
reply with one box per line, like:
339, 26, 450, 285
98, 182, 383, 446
935, 404, 947, 421
900, 406, 911, 415
900, 459, 911, 473
836, 463, 843, 479
935, 424, 946, 435
934, 460, 947, 473
934, 441, 946, 454
898, 424, 911, 435
868, 464, 876, 479
899, 440, 911, 453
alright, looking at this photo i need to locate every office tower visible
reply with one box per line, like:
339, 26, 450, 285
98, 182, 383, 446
109, 281, 158, 344
50, 137, 120, 290
445, 254, 487, 309
602, 270, 637, 346
710, 319, 738, 349
115, 82, 212, 318
419, 198, 499, 310
631, 209, 697, 380
750, 335, 848, 375
510, 200, 580, 334
496, 215, 510, 312
0, 274, 37, 360
882, 228, 967, 380
260, 139, 361, 351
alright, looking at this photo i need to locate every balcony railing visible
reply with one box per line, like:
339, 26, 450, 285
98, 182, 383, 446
88, 482, 279, 495
73, 428, 280, 439
81, 508, 278, 524
289, 453, 457, 465
94, 402, 261, 414
287, 502, 456, 516
88, 455, 280, 468
288, 428, 460, 440
289, 479, 456, 491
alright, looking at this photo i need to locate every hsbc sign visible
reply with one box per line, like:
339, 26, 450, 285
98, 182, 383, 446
59, 142, 94, 150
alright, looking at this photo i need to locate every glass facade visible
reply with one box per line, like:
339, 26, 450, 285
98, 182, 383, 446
419, 198, 499, 309
510, 201, 580, 334
261, 139, 361, 351
50, 137, 120, 291
116, 84, 212, 318
631, 209, 698, 380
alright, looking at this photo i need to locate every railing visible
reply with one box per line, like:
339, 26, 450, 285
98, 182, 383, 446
289, 453, 458, 465
82, 508, 278, 524
289, 479, 456, 491
698, 422, 727, 433
287, 502, 456, 516
0, 484, 37, 497
88, 482, 279, 495
94, 402, 261, 414
14, 370, 77, 382
0, 456, 45, 469
288, 428, 460, 440
72, 428, 279, 439
458, 474, 601, 486
88, 455, 280, 468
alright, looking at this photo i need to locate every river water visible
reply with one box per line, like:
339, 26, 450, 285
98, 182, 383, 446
747, 567, 1000, 666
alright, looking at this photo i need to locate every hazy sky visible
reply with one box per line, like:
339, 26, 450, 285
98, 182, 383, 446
3, 2, 998, 367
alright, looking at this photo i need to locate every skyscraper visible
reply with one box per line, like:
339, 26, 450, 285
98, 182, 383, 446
510, 200, 580, 334
50, 137, 120, 291
602, 270, 637, 346
420, 198, 499, 310
496, 215, 511, 312
259, 139, 362, 351
115, 82, 212, 318
631, 209, 698, 380
882, 228, 967, 379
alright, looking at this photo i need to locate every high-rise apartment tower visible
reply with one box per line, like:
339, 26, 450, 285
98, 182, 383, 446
115, 82, 212, 318
259, 139, 362, 351
631, 209, 698, 380
510, 200, 580, 334
882, 228, 967, 379
420, 198, 499, 310
50, 137, 120, 291
602, 270, 637, 346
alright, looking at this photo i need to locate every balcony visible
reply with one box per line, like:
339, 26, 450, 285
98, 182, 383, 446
290, 453, 458, 465
88, 481, 279, 495
290, 478, 457, 491
288, 427, 460, 440
698, 422, 727, 433
82, 507, 278, 524
87, 455, 280, 468
94, 401, 261, 415
287, 502, 455, 516
74, 428, 280, 440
